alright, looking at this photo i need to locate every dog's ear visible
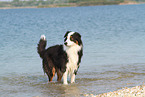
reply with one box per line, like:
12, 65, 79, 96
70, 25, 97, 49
64, 31, 71, 38
73, 32, 82, 45
75, 32, 81, 38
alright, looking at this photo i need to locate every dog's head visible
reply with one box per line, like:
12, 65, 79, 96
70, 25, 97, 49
64, 31, 82, 47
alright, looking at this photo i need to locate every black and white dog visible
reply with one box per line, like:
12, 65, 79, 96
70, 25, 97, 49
37, 31, 83, 84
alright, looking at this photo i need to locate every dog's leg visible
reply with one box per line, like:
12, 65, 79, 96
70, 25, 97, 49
48, 67, 55, 82
48, 76, 53, 82
56, 69, 62, 81
71, 73, 75, 83
45, 57, 56, 82
63, 70, 68, 85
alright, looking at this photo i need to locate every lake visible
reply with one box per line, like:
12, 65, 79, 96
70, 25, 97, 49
0, 4, 145, 97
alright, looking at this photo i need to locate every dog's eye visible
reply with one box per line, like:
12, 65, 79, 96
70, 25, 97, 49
70, 36, 73, 40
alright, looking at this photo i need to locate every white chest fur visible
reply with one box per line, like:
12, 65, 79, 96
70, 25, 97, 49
64, 45, 82, 73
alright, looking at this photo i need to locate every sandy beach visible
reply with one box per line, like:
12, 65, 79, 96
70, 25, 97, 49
84, 84, 145, 97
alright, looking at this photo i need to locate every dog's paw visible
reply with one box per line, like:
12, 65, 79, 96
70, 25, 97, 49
63, 82, 68, 85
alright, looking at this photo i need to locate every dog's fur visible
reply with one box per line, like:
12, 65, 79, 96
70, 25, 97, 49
37, 31, 83, 84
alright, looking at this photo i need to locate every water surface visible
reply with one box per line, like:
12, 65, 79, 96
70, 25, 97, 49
0, 4, 145, 97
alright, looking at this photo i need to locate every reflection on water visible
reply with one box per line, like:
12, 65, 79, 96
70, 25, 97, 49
0, 74, 81, 97
1, 63, 145, 97
1, 4, 145, 97
39, 83, 81, 97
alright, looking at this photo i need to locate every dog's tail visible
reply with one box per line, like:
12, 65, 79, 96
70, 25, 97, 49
37, 35, 47, 59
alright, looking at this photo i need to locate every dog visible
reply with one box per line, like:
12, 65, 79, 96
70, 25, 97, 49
37, 31, 83, 84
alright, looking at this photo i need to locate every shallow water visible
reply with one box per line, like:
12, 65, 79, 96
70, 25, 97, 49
0, 4, 145, 96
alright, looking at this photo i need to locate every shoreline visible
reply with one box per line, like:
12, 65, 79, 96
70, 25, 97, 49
85, 84, 145, 97
119, 1, 140, 5
0, 6, 37, 9
0, 2, 144, 9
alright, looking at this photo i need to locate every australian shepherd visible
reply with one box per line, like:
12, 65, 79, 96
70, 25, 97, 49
37, 31, 83, 84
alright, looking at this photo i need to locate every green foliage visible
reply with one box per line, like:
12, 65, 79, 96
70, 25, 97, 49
76, 0, 123, 6
0, 0, 144, 8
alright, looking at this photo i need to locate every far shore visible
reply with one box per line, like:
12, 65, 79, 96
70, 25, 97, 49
0, 6, 37, 9
0, 1, 144, 9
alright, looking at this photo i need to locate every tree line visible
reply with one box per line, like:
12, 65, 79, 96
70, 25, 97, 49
0, 0, 144, 8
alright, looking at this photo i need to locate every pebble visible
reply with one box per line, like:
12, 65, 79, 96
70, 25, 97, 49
85, 85, 145, 97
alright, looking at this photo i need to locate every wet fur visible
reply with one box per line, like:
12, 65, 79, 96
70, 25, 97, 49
37, 31, 83, 84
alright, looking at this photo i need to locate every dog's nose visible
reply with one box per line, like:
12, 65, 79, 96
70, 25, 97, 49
64, 42, 67, 46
